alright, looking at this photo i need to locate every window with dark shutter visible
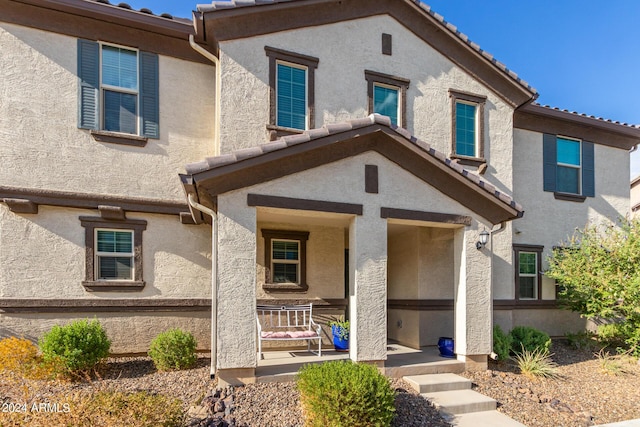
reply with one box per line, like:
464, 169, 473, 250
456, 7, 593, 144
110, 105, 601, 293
542, 134, 594, 199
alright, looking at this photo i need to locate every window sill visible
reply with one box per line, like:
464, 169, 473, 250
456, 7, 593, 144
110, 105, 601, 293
90, 130, 148, 147
262, 282, 309, 293
554, 192, 586, 203
450, 154, 486, 168
266, 124, 305, 141
82, 281, 145, 292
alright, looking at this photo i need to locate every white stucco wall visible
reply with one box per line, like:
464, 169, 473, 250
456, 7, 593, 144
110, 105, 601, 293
0, 205, 212, 299
218, 14, 515, 195
0, 23, 215, 200
510, 129, 630, 286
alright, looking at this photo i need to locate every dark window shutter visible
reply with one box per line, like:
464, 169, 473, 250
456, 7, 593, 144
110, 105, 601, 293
542, 133, 557, 192
139, 51, 159, 139
582, 141, 595, 197
77, 39, 99, 130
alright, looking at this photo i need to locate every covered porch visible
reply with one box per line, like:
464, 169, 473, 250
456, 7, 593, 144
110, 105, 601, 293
180, 114, 524, 386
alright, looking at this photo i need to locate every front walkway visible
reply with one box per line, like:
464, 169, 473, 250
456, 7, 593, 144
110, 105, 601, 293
255, 344, 464, 383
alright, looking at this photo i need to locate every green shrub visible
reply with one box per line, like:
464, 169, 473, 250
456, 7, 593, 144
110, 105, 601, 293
509, 326, 551, 354
493, 325, 512, 361
297, 360, 396, 427
39, 319, 111, 374
565, 330, 597, 350
512, 346, 559, 379
148, 329, 197, 371
597, 323, 628, 349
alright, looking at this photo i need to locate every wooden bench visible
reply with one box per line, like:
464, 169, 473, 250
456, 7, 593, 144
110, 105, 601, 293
256, 304, 322, 359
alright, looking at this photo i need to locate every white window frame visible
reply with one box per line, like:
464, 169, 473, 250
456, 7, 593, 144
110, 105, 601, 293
99, 42, 140, 135
271, 238, 301, 284
275, 60, 309, 130
95, 228, 135, 281
556, 136, 582, 195
518, 251, 538, 300
455, 99, 480, 158
372, 82, 401, 126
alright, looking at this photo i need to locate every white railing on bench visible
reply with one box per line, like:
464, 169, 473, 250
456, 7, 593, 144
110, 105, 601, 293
256, 303, 322, 359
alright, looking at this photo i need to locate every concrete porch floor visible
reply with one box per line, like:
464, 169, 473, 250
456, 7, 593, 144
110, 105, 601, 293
255, 343, 465, 383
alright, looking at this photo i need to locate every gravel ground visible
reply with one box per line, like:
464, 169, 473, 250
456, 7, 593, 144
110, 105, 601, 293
462, 342, 640, 427
2, 342, 639, 426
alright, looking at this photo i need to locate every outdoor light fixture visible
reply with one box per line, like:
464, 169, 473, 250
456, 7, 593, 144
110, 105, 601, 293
476, 229, 489, 250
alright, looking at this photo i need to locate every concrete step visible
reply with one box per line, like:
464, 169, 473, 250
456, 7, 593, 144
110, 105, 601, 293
449, 410, 527, 426
422, 389, 497, 415
404, 373, 472, 393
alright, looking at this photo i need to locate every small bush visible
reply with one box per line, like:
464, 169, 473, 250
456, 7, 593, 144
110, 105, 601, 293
565, 330, 597, 350
297, 360, 396, 427
512, 346, 559, 379
597, 323, 627, 349
149, 329, 197, 371
510, 326, 551, 354
39, 319, 111, 374
493, 325, 512, 361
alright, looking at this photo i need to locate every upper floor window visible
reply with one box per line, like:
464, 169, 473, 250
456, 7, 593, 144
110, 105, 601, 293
513, 244, 543, 301
265, 47, 319, 136
365, 70, 409, 128
449, 90, 486, 164
77, 39, 159, 142
101, 45, 138, 134
543, 134, 594, 201
277, 62, 307, 130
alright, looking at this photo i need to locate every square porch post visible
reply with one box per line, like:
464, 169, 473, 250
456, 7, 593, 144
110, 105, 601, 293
454, 226, 492, 370
348, 215, 387, 365
215, 192, 257, 385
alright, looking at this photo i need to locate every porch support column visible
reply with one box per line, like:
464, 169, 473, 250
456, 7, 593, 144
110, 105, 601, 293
216, 192, 257, 385
454, 225, 492, 370
348, 214, 387, 365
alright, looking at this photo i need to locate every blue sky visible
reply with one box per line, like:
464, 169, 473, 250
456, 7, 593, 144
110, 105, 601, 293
126, 0, 640, 178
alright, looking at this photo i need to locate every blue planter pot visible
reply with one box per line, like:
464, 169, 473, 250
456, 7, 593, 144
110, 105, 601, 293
332, 325, 349, 351
438, 337, 455, 358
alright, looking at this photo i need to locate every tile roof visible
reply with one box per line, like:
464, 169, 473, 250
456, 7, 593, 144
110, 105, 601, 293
89, 0, 192, 22
195, 0, 537, 96
184, 114, 524, 215
530, 103, 640, 130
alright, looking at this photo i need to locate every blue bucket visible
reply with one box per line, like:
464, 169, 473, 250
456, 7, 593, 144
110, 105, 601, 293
438, 337, 455, 358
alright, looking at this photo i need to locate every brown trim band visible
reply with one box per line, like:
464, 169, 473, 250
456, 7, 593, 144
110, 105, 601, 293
381, 207, 472, 226
0, 298, 211, 313
248, 194, 363, 215
388, 299, 454, 311
387, 299, 560, 311
493, 299, 559, 310
0, 186, 189, 216
257, 298, 347, 309
1, 0, 209, 64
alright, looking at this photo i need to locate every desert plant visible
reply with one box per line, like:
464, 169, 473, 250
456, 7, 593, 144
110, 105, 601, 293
512, 345, 559, 379
39, 319, 111, 375
493, 325, 512, 361
509, 326, 551, 354
149, 329, 197, 371
297, 360, 396, 427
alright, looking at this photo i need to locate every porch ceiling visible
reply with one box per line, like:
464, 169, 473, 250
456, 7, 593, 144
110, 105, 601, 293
258, 206, 353, 228
180, 114, 524, 225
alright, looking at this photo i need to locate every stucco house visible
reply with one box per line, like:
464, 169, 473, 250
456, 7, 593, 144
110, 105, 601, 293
2, 0, 638, 386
